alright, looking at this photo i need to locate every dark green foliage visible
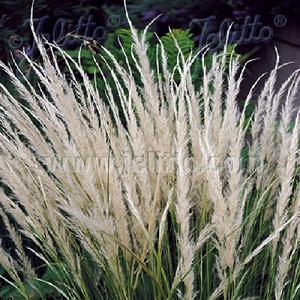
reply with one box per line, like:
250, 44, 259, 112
55, 27, 245, 127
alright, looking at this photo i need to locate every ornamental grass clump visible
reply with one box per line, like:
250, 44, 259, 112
0, 6, 300, 300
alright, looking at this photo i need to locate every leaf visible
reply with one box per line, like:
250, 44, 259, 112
87, 65, 100, 74
0, 284, 23, 300
0, 281, 46, 300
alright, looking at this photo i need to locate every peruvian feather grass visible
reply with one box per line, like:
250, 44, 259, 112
1, 5, 300, 300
